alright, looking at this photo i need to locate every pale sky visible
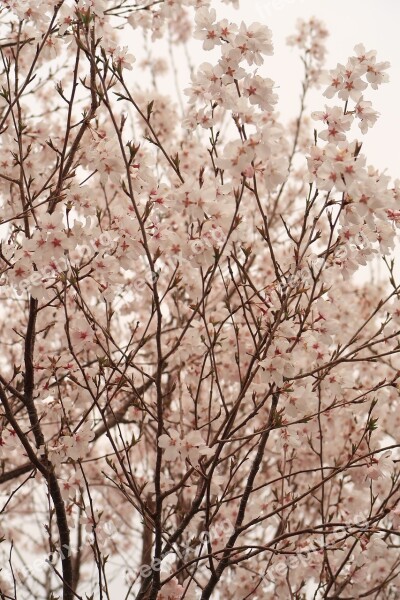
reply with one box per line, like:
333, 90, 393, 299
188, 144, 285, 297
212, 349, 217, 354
212, 0, 400, 177
125, 0, 400, 175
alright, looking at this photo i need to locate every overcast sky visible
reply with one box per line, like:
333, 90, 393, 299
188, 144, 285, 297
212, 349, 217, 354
209, 0, 400, 177
125, 0, 399, 178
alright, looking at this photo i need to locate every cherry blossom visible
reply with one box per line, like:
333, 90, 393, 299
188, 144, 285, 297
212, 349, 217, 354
158, 429, 211, 464
0, 3, 399, 600
233, 21, 274, 65
365, 451, 395, 481
194, 7, 221, 51
112, 46, 136, 71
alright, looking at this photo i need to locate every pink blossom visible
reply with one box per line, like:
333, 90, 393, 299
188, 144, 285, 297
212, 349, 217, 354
366, 451, 395, 481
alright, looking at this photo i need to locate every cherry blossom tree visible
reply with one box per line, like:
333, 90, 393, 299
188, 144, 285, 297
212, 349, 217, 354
0, 1, 400, 599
